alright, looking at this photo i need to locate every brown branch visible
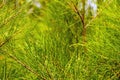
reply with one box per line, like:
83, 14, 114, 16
67, 1, 87, 53
67, 2, 84, 26
0, 28, 21, 48
8, 53, 46, 80
71, 1, 87, 52
68, 0, 114, 54
81, 0, 87, 53
0, 36, 12, 47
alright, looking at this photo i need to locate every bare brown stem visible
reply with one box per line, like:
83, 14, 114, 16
68, 1, 87, 53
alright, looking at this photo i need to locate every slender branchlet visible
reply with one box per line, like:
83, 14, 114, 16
68, 0, 87, 53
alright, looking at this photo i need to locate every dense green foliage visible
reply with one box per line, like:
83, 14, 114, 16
0, 0, 120, 80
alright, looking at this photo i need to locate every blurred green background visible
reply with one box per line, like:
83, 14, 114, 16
0, 0, 120, 80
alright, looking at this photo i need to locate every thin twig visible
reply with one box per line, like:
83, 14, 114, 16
67, 2, 84, 25
0, 8, 23, 28
69, 1, 87, 53
8, 53, 46, 80
0, 7, 25, 48
0, 36, 12, 47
